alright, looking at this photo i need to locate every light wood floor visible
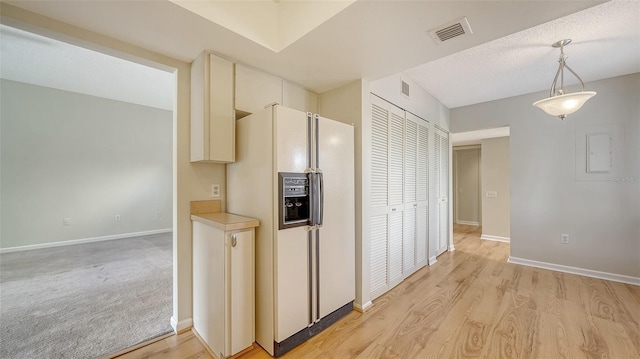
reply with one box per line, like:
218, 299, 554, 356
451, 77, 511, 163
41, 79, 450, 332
117, 225, 640, 359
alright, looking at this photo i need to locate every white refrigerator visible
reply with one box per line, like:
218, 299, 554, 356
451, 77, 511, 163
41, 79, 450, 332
227, 105, 355, 356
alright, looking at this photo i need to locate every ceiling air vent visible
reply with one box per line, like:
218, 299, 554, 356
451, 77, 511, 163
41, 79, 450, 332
428, 16, 473, 44
401, 80, 410, 97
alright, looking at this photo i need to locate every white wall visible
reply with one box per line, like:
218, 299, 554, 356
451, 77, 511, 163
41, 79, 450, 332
0, 80, 172, 249
369, 74, 450, 130
480, 137, 510, 239
1, 4, 226, 332
451, 73, 640, 279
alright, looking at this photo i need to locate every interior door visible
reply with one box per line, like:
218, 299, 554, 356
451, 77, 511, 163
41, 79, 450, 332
388, 107, 404, 287
370, 97, 389, 298
403, 114, 418, 276
416, 122, 429, 266
435, 129, 450, 255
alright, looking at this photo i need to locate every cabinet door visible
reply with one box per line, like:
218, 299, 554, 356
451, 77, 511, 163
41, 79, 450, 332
228, 230, 255, 356
208, 55, 235, 162
192, 222, 225, 358
190, 52, 235, 163
282, 81, 318, 113
235, 64, 283, 115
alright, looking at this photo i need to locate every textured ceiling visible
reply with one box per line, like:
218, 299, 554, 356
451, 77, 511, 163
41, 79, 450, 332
1, 1, 636, 113
405, 0, 640, 108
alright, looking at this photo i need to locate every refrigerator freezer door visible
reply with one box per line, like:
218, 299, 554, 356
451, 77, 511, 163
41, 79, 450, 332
316, 116, 356, 318
274, 106, 311, 342
275, 106, 308, 173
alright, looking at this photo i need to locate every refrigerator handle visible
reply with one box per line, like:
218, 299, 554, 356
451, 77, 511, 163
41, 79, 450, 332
314, 114, 320, 168
307, 230, 313, 325
310, 172, 322, 226
317, 172, 324, 226
306, 113, 313, 169
308, 172, 317, 226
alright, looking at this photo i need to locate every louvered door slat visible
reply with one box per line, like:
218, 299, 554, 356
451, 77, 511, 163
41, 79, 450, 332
371, 104, 388, 208
439, 133, 449, 198
404, 119, 417, 203
417, 124, 428, 202
388, 112, 404, 206
388, 211, 403, 284
403, 207, 416, 274
434, 134, 441, 198
370, 214, 388, 294
416, 206, 428, 264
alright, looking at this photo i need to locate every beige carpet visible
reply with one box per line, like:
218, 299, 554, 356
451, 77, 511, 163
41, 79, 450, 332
0, 232, 173, 359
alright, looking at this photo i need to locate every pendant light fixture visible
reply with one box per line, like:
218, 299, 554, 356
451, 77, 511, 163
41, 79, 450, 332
533, 39, 596, 120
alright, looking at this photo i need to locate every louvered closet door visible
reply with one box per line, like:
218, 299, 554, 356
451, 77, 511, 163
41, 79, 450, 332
370, 97, 389, 297
416, 119, 429, 267
403, 115, 417, 276
434, 129, 450, 255
388, 106, 405, 288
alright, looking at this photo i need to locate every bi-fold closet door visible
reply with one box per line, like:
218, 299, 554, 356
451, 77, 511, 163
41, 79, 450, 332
369, 95, 429, 300
434, 127, 450, 256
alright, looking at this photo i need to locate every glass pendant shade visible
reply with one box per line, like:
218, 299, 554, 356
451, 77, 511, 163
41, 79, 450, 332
533, 91, 596, 118
533, 39, 596, 119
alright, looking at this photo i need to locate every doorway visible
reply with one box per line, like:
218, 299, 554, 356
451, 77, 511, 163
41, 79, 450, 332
0, 24, 176, 358
451, 127, 510, 243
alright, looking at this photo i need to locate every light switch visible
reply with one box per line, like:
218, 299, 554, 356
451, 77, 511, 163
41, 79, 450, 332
486, 191, 498, 198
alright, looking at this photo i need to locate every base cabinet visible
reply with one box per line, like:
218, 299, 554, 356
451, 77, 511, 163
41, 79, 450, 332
192, 221, 255, 358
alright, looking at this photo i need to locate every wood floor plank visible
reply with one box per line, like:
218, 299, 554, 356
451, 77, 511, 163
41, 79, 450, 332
118, 225, 640, 359
484, 291, 540, 359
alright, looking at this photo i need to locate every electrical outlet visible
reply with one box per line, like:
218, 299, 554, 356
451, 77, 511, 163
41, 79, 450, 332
63, 218, 71, 226
211, 184, 220, 198
561, 233, 569, 244
115, 215, 121, 222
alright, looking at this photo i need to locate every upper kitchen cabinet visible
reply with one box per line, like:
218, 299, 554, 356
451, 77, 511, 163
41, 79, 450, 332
191, 51, 235, 163
283, 82, 318, 113
235, 64, 283, 116
235, 64, 318, 115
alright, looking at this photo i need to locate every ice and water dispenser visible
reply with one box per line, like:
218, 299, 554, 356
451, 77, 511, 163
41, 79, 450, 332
278, 172, 311, 229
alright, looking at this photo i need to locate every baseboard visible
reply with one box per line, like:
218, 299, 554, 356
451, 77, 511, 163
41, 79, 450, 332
448, 244, 456, 251
481, 234, 510, 243
0, 228, 172, 253
508, 256, 640, 286
428, 256, 438, 266
456, 220, 480, 226
170, 316, 193, 334
353, 300, 373, 313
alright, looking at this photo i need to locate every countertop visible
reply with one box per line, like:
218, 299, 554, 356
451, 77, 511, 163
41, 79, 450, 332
191, 212, 259, 232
